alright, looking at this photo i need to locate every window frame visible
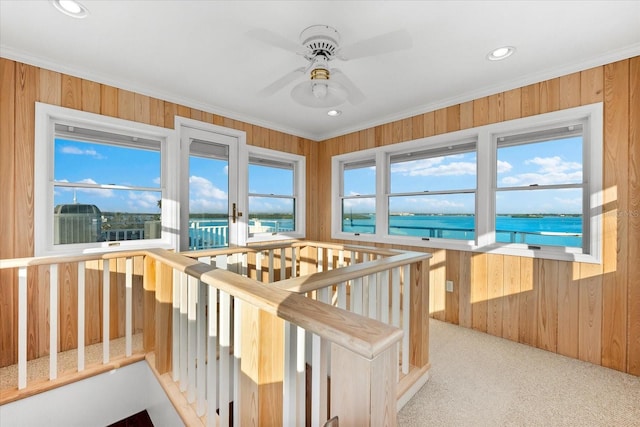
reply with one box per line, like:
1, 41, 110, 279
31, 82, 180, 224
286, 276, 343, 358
35, 102, 178, 256
332, 103, 603, 263
243, 145, 306, 244
387, 138, 478, 242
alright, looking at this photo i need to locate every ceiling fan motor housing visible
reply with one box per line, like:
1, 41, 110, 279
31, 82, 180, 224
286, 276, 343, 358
300, 25, 341, 60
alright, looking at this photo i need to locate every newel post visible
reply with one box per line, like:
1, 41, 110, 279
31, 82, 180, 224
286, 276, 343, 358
330, 343, 398, 426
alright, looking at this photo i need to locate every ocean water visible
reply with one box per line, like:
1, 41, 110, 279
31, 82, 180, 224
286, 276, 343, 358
343, 215, 582, 247
189, 215, 583, 248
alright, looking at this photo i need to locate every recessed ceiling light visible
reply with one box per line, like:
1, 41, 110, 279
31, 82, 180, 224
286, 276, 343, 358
327, 110, 342, 117
487, 46, 515, 61
51, 0, 89, 18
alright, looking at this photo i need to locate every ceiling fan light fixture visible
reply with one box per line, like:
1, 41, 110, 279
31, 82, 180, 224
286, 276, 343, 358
487, 46, 515, 61
51, 0, 89, 18
291, 80, 348, 108
312, 82, 328, 99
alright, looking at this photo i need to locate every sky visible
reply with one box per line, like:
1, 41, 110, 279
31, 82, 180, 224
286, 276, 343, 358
53, 138, 294, 215
53, 135, 583, 216
344, 136, 583, 215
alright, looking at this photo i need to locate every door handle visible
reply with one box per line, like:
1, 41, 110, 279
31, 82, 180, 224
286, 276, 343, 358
232, 203, 243, 223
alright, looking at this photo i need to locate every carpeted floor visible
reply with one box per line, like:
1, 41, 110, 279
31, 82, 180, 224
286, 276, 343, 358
398, 319, 640, 427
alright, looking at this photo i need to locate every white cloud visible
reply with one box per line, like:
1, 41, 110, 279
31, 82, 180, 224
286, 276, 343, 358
392, 157, 476, 177
189, 175, 227, 199
128, 191, 160, 210
500, 156, 582, 186
60, 145, 104, 159
497, 160, 512, 173
526, 156, 581, 173
189, 175, 228, 212
56, 178, 115, 198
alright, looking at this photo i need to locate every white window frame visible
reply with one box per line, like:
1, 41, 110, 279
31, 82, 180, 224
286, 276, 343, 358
34, 102, 178, 256
332, 102, 603, 263
243, 145, 306, 244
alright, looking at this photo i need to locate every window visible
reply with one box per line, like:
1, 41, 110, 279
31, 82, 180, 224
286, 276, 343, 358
35, 103, 177, 256
332, 103, 603, 263
341, 159, 376, 235
495, 125, 585, 248
245, 146, 305, 243
388, 141, 476, 241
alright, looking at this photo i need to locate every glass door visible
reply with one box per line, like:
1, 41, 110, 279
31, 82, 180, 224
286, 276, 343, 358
179, 125, 246, 251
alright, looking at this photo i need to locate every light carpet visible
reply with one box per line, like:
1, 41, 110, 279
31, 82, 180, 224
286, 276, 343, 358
398, 319, 640, 427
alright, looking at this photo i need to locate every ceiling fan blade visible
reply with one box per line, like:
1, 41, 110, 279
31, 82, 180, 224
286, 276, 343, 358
331, 68, 365, 105
246, 28, 305, 54
337, 29, 412, 61
258, 67, 306, 97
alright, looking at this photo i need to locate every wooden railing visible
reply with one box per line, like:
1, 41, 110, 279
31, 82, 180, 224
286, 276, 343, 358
0, 242, 431, 426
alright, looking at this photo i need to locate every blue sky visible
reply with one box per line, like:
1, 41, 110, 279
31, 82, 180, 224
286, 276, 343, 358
54, 136, 583, 215
53, 138, 294, 214
345, 136, 583, 215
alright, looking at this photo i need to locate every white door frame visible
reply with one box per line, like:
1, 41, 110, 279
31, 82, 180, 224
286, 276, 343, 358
176, 117, 248, 250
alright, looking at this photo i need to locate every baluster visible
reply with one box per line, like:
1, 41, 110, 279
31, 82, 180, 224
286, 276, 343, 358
380, 269, 390, 324
284, 322, 297, 426
361, 253, 369, 316
337, 281, 347, 310
352, 276, 363, 315
291, 246, 298, 278
268, 249, 275, 283
240, 251, 248, 277
196, 279, 207, 416
125, 257, 133, 357
402, 264, 411, 375
311, 333, 328, 427
207, 286, 218, 427
187, 276, 198, 403
216, 253, 227, 270
233, 298, 242, 424
296, 326, 306, 426
180, 272, 188, 392
77, 262, 85, 371
280, 247, 286, 280
172, 268, 181, 382
256, 250, 263, 282
48, 264, 58, 378
219, 291, 232, 426
17, 267, 27, 389
391, 267, 401, 328
368, 272, 377, 320
103, 260, 110, 364
317, 247, 323, 273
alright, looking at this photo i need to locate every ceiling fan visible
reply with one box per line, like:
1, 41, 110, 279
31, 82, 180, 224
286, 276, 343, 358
249, 25, 412, 108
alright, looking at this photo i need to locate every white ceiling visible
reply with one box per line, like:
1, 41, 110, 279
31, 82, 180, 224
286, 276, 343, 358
1, 1, 639, 141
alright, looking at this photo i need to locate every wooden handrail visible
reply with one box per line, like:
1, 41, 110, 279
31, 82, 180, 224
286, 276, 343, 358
144, 248, 403, 360
0, 246, 404, 361
274, 250, 431, 293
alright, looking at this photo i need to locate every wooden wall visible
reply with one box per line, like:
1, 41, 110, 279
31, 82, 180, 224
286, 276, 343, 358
1, 56, 638, 377
0, 58, 317, 366
317, 57, 640, 376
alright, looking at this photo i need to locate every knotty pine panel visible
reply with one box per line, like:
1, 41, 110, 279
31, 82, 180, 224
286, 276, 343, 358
317, 59, 639, 376
628, 56, 640, 376
601, 60, 630, 372
0, 58, 17, 366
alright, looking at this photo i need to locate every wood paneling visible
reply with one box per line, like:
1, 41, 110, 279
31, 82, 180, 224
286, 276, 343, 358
0, 58, 17, 367
317, 57, 639, 376
0, 58, 313, 367
628, 56, 640, 376
601, 60, 630, 371
0, 54, 638, 376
